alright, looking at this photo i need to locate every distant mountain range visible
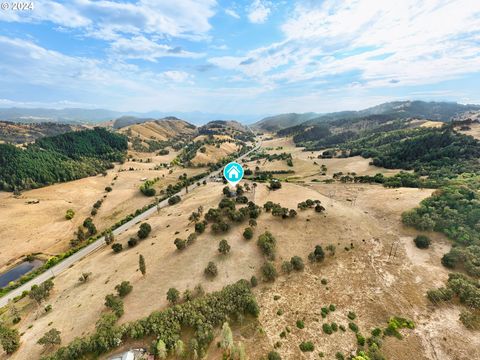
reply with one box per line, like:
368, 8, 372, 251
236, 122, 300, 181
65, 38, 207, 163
0, 107, 258, 125
253, 101, 480, 131
2, 101, 479, 130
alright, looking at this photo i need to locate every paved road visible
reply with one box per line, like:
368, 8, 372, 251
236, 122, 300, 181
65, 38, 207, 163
0, 142, 260, 307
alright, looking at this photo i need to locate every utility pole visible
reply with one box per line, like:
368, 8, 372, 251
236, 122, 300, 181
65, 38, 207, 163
388, 240, 399, 261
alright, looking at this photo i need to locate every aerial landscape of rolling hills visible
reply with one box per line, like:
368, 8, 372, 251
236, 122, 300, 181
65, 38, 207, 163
1, 1, 480, 360
0, 100, 479, 360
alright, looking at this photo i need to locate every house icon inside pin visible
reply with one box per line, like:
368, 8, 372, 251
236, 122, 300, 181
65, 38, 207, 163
227, 166, 240, 179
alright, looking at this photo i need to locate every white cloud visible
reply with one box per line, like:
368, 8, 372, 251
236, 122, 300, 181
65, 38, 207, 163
215, 0, 480, 90
2, 0, 217, 38
0, 36, 272, 113
0, 0, 217, 61
0, 0, 90, 27
0, 36, 196, 103
248, 0, 271, 24
225, 8, 240, 19
110, 36, 204, 62
160, 71, 193, 83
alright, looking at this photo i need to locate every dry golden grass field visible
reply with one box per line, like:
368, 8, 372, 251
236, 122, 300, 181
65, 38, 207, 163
1, 137, 479, 360
0, 149, 205, 274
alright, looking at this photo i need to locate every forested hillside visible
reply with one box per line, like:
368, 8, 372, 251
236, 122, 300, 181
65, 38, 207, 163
346, 127, 480, 179
0, 128, 127, 191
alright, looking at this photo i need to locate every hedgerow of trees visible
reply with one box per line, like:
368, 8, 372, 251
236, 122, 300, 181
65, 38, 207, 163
42, 280, 259, 360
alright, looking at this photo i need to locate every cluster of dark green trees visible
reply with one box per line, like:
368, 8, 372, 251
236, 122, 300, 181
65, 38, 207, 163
203, 197, 261, 235
403, 177, 479, 248
441, 245, 480, 277
174, 233, 197, 250
140, 178, 160, 196
263, 201, 296, 218
41, 280, 258, 360
346, 127, 480, 180
0, 128, 127, 191
297, 199, 326, 212
0, 323, 20, 354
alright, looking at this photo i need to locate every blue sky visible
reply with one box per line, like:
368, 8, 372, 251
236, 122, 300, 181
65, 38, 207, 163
0, 0, 479, 118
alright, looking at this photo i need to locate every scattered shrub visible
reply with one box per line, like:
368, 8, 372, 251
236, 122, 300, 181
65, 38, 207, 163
127, 238, 138, 248
308, 245, 325, 262
65, 209, 75, 220
168, 195, 181, 205
111, 243, 123, 253
414, 235, 431, 249
104, 294, 124, 317
115, 281, 132, 298
166, 288, 180, 305
268, 351, 281, 360
195, 221, 206, 234
299, 341, 314, 352
174, 238, 186, 250
243, 227, 254, 240
204, 261, 218, 278
356, 333, 366, 346
322, 323, 333, 334
281, 261, 293, 274
349, 322, 359, 332
218, 239, 231, 255
290, 256, 304, 271
257, 231, 277, 259
261, 262, 277, 282
384, 316, 415, 339
137, 222, 152, 239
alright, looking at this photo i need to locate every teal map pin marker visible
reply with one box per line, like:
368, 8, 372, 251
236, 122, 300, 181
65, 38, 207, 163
223, 162, 244, 186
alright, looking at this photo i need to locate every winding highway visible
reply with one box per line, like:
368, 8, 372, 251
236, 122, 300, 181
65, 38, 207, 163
0, 140, 260, 307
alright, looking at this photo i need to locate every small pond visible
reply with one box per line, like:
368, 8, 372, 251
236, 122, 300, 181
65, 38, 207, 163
0, 259, 43, 288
